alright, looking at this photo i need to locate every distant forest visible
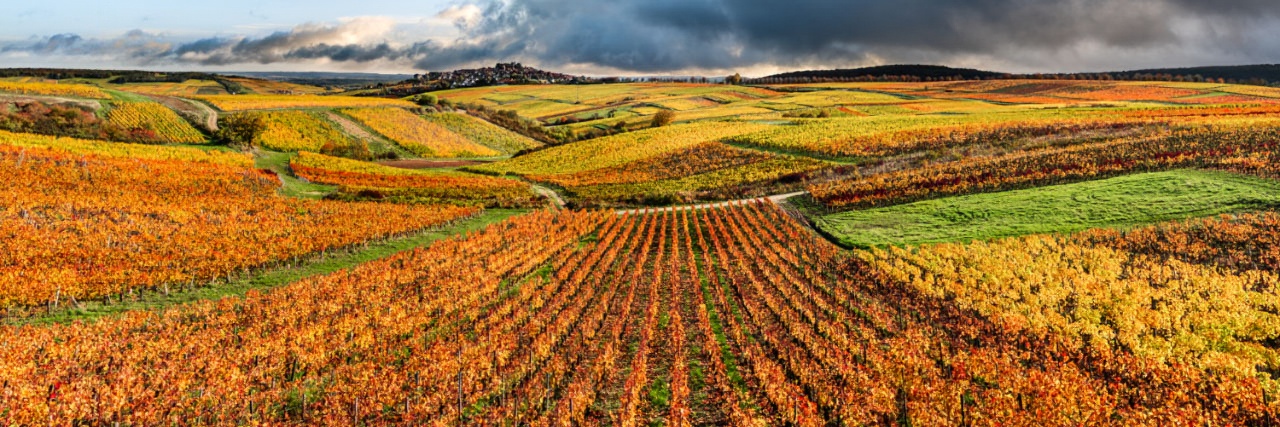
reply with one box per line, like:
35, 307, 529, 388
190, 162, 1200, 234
757, 64, 1280, 86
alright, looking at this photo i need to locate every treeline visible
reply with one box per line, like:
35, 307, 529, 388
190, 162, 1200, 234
750, 64, 1280, 86
746, 73, 1269, 85
0, 68, 217, 82
766, 65, 1003, 81
1119, 64, 1280, 86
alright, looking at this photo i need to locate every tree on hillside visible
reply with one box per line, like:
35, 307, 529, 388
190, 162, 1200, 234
214, 114, 266, 149
651, 110, 676, 128
727, 73, 743, 85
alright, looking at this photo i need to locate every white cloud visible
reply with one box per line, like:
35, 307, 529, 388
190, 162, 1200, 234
435, 4, 483, 29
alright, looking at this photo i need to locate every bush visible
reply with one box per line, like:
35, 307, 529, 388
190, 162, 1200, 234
651, 110, 676, 128
412, 93, 438, 106
319, 141, 373, 161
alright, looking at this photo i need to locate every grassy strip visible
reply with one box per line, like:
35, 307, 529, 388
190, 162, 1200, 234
815, 169, 1280, 248
14, 209, 527, 326
254, 149, 339, 199
689, 211, 759, 415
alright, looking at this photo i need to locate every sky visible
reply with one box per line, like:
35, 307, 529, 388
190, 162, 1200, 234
2, 0, 1279, 77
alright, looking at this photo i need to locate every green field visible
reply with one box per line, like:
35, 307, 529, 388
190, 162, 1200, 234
815, 169, 1280, 248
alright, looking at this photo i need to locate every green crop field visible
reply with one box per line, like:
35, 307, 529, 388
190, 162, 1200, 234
814, 169, 1280, 248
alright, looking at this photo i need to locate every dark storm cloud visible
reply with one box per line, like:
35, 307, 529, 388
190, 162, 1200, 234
3, 0, 1279, 73
416, 0, 1280, 72
4, 30, 173, 62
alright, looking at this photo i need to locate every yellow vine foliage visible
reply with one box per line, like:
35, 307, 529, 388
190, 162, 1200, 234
105, 102, 206, 144
194, 94, 414, 111
0, 81, 109, 99
341, 108, 499, 158
863, 214, 1280, 394
251, 110, 355, 152
472, 121, 771, 176
0, 129, 250, 167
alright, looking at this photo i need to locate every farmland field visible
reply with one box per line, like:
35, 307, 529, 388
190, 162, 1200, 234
815, 169, 1280, 248
290, 151, 537, 207
340, 108, 501, 158
0, 80, 110, 99
194, 94, 415, 111
3, 203, 1276, 424
250, 110, 359, 152
469, 121, 771, 176
0, 136, 476, 309
4, 75, 1280, 426
419, 112, 542, 154
115, 80, 229, 96
104, 101, 207, 143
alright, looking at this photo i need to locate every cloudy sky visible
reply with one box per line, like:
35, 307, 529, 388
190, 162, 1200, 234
2, 0, 1278, 76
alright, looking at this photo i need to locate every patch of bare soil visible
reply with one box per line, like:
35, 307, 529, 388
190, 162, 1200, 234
145, 94, 218, 131
0, 94, 102, 111
324, 111, 378, 140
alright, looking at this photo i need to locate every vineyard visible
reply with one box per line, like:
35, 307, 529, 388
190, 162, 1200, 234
116, 80, 229, 96
194, 95, 414, 111
562, 145, 831, 205
726, 112, 1155, 159
290, 151, 537, 207
419, 112, 543, 155
250, 110, 359, 152
775, 79, 1280, 105
221, 77, 336, 95
3, 203, 1276, 424
469, 122, 771, 177
340, 108, 501, 158
0, 129, 250, 166
809, 125, 1280, 209
0, 141, 476, 310
105, 102, 207, 144
0, 80, 110, 99
864, 211, 1280, 402
5, 75, 1280, 426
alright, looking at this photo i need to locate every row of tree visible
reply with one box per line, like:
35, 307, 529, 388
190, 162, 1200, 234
740, 73, 1275, 86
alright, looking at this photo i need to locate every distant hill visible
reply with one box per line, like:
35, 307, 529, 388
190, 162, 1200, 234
228, 71, 413, 88
765, 65, 1007, 81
